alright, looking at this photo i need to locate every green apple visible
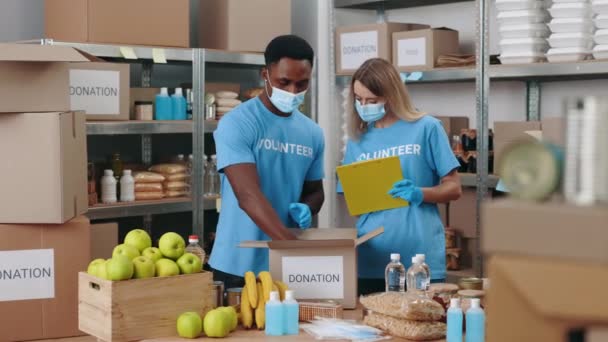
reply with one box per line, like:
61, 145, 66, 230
177, 253, 202, 274
124, 229, 152, 253
112, 243, 140, 261
87, 258, 105, 277
177, 311, 203, 339
217, 306, 238, 332
142, 247, 163, 262
132, 256, 155, 279
105, 255, 134, 281
203, 309, 231, 338
97, 260, 109, 280
158, 232, 186, 260
155, 258, 180, 277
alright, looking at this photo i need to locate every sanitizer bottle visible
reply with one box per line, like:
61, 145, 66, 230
466, 298, 485, 342
171, 87, 187, 120
447, 298, 463, 342
265, 291, 284, 336
283, 290, 299, 335
155, 87, 172, 120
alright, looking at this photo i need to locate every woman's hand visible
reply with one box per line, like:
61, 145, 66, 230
388, 179, 424, 206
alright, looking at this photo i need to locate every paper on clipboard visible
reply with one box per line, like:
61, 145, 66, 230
337, 156, 408, 216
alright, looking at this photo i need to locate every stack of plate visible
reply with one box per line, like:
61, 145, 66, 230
547, 0, 595, 62
592, 0, 608, 58
497, 0, 551, 64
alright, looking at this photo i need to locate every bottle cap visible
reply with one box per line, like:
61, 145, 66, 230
160, 87, 168, 95
189, 154, 193, 160
178, 154, 184, 159
270, 291, 280, 301
211, 154, 217, 160
390, 253, 400, 261
175, 87, 183, 96
471, 298, 481, 308
450, 298, 460, 309
104, 169, 113, 176
188, 235, 199, 242
416, 254, 426, 262
285, 290, 295, 301
123, 170, 132, 175
412, 256, 418, 264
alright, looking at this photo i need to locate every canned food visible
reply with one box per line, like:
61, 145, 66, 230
212, 281, 224, 308
458, 277, 484, 291
226, 287, 242, 307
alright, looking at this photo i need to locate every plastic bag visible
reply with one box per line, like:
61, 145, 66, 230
165, 173, 188, 182
135, 192, 164, 200
133, 171, 165, 183
215, 90, 239, 99
216, 98, 242, 107
164, 181, 188, 191
149, 164, 186, 175
301, 317, 390, 342
359, 292, 445, 322
134, 183, 163, 192
363, 311, 446, 341
165, 190, 188, 198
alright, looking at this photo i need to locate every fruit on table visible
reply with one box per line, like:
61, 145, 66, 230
240, 284, 254, 329
217, 306, 238, 332
258, 271, 273, 302
124, 229, 152, 253
177, 311, 203, 339
244, 271, 258, 309
155, 258, 180, 277
142, 247, 163, 262
112, 243, 140, 261
240, 270, 290, 329
87, 258, 105, 277
105, 255, 134, 281
204, 309, 231, 338
158, 232, 186, 260
132, 256, 156, 279
177, 252, 202, 274
274, 280, 289, 301
254, 282, 265, 330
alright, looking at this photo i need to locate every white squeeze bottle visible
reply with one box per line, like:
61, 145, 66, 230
415, 254, 431, 290
119, 169, 135, 202
101, 169, 117, 204
283, 290, 299, 335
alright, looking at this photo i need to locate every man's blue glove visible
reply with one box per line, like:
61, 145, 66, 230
388, 179, 424, 206
289, 203, 312, 229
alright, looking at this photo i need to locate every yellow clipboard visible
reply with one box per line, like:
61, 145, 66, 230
337, 156, 408, 216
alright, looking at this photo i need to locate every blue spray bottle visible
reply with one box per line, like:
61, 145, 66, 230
154, 87, 172, 120
172, 87, 187, 120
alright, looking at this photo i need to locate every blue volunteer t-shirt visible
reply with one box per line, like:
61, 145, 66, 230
338, 116, 459, 280
210, 97, 325, 277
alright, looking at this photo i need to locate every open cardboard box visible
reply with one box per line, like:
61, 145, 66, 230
241, 227, 384, 309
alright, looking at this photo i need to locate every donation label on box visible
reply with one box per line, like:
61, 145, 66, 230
340, 30, 378, 70
282, 256, 344, 299
0, 249, 54, 302
398, 37, 427, 67
70, 69, 120, 115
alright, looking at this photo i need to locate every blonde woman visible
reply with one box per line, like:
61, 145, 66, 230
338, 58, 462, 294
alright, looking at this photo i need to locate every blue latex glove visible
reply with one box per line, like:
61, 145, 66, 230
388, 179, 424, 206
289, 203, 312, 229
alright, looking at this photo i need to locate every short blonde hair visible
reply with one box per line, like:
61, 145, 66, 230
346, 58, 425, 140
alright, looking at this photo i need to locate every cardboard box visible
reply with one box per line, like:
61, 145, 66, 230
90, 222, 118, 260
199, 0, 291, 52
241, 227, 384, 309
0, 216, 90, 341
449, 188, 491, 239
0, 44, 130, 120
392, 28, 460, 72
0, 111, 87, 224
493, 121, 541, 173
541, 116, 566, 148
435, 116, 469, 139
335, 23, 430, 75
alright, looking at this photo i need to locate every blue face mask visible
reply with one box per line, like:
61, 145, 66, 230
265, 73, 307, 113
355, 100, 386, 123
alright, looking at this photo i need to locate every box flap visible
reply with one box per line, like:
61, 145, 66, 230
240, 228, 360, 250
356, 227, 384, 246
0, 44, 94, 62
268, 239, 355, 250
432, 27, 458, 32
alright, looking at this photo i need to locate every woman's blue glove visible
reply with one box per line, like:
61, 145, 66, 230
289, 203, 312, 229
388, 179, 424, 206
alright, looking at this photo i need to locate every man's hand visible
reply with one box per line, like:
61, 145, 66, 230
288, 203, 312, 229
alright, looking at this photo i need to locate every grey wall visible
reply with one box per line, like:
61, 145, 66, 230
0, 0, 44, 42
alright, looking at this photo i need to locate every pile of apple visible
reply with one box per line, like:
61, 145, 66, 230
176, 306, 238, 339
87, 229, 202, 281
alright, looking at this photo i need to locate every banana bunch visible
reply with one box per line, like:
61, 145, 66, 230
240, 271, 289, 330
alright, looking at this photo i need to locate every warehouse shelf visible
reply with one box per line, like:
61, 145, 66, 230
460, 173, 499, 188
86, 197, 216, 220
86, 120, 219, 135
335, 0, 473, 10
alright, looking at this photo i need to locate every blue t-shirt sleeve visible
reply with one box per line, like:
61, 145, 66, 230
213, 113, 256, 172
305, 128, 325, 181
425, 119, 460, 178
336, 140, 356, 193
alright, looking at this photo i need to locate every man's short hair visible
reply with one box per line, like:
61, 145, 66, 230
264, 35, 314, 67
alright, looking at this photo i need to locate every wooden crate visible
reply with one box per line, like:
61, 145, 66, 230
78, 271, 214, 341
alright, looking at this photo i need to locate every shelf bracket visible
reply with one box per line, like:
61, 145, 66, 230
192, 49, 206, 241
526, 80, 541, 122
141, 61, 153, 88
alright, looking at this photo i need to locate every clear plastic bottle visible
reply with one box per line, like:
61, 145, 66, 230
465, 298, 485, 342
185, 235, 206, 269
119, 169, 135, 202
385, 253, 406, 292
205, 155, 219, 197
101, 169, 117, 204
175, 154, 186, 165
406, 255, 430, 292
283, 290, 299, 335
415, 254, 432, 289
155, 87, 172, 120
171, 87, 187, 120
211, 155, 220, 196
265, 291, 284, 336
447, 298, 463, 342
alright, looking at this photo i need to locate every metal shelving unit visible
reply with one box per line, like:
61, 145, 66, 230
86, 120, 219, 135
335, 0, 473, 10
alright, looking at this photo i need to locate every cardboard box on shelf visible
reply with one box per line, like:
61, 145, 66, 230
541, 116, 566, 148
449, 188, 491, 239
0, 111, 87, 224
0, 44, 130, 120
90, 222, 118, 260
335, 23, 430, 75
0, 216, 90, 342
493, 121, 541, 173
199, 0, 291, 52
392, 28, 460, 72
435, 116, 469, 139
240, 227, 384, 309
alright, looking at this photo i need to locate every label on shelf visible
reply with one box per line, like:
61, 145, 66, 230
152, 48, 167, 64
70, 69, 120, 115
397, 37, 427, 67
0, 249, 55, 302
282, 256, 344, 299
340, 30, 378, 70
119, 46, 137, 59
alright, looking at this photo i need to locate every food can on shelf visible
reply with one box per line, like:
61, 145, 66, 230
134, 101, 154, 121
459, 277, 484, 290
212, 281, 224, 308
226, 287, 242, 307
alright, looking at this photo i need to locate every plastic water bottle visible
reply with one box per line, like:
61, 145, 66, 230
406, 255, 430, 292
211, 155, 220, 195
466, 298, 485, 342
185, 235, 206, 270
265, 291, 284, 336
155, 87, 172, 120
172, 87, 187, 120
119, 170, 135, 202
415, 254, 432, 289
101, 169, 117, 204
283, 290, 299, 335
384, 253, 406, 292
447, 298, 463, 342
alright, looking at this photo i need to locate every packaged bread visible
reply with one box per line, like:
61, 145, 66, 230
363, 311, 446, 341
216, 98, 242, 107
165, 173, 188, 182
135, 192, 164, 200
360, 292, 445, 322
133, 171, 165, 183
165, 190, 188, 198
149, 163, 187, 175
216, 91, 239, 99
135, 183, 163, 192
164, 181, 189, 191
216, 106, 234, 113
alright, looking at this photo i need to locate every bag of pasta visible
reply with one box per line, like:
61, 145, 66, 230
360, 292, 445, 322
149, 163, 187, 175
133, 171, 165, 183
363, 311, 446, 341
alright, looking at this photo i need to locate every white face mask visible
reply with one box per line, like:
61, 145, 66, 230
264, 71, 307, 113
